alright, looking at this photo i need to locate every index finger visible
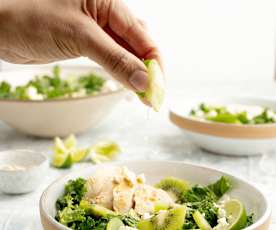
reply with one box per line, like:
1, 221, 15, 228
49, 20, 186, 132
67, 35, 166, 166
108, 0, 163, 67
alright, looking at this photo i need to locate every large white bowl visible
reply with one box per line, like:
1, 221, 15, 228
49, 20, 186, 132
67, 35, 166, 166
0, 66, 126, 137
170, 96, 276, 156
40, 161, 271, 230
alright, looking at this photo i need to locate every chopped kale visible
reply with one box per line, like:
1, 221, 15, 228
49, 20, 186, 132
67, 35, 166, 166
208, 176, 231, 198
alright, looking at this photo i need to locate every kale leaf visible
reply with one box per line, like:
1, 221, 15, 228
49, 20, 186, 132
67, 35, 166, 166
208, 176, 231, 198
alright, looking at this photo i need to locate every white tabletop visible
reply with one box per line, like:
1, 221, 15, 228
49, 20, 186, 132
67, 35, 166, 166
0, 93, 276, 229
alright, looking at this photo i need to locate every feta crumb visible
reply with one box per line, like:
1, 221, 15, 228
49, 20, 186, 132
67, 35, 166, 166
195, 110, 204, 118
142, 212, 152, 220
207, 110, 218, 117
26, 86, 44, 100
101, 80, 118, 93
213, 217, 229, 230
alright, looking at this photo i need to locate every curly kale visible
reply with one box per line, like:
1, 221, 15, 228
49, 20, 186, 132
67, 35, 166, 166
56, 178, 87, 211
182, 176, 232, 229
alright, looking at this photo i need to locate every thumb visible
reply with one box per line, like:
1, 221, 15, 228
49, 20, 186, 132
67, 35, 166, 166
79, 21, 148, 92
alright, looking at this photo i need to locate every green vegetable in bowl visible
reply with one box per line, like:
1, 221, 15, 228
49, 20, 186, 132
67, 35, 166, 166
190, 102, 276, 125
55, 168, 254, 230
0, 66, 107, 100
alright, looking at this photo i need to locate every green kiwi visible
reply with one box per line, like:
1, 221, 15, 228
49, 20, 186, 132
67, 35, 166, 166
106, 218, 124, 230
138, 206, 186, 230
155, 177, 189, 202
154, 202, 170, 213
137, 220, 154, 230
79, 200, 115, 217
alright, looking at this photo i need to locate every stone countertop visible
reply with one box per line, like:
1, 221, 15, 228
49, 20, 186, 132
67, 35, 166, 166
0, 98, 275, 229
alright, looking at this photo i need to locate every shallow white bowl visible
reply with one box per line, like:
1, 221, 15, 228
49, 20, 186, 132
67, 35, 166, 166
0, 149, 48, 194
40, 161, 271, 230
0, 66, 126, 137
170, 96, 276, 156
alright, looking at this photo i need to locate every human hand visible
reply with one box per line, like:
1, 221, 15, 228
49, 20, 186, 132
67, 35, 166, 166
0, 0, 161, 94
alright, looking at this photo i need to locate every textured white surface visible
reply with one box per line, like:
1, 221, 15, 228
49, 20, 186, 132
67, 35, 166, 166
0, 88, 276, 229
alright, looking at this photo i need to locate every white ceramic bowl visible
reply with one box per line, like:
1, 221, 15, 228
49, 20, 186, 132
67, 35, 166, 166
0, 66, 126, 137
0, 149, 48, 194
170, 96, 276, 156
40, 161, 271, 230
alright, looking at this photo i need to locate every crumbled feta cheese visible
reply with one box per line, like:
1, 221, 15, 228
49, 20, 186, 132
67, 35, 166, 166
195, 110, 204, 118
101, 80, 118, 93
26, 86, 44, 100
266, 109, 276, 121
213, 217, 229, 230
218, 207, 227, 219
72, 89, 87, 98
142, 212, 152, 220
207, 110, 217, 117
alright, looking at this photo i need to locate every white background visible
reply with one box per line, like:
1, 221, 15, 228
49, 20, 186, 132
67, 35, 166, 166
1, 0, 276, 84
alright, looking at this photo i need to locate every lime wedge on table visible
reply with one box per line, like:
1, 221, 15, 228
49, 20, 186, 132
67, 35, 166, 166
90, 141, 121, 159
52, 153, 73, 168
143, 59, 165, 112
193, 210, 212, 230
71, 149, 89, 162
225, 199, 247, 230
64, 134, 77, 150
53, 137, 67, 154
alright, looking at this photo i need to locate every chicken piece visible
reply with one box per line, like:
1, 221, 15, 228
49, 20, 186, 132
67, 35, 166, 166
113, 181, 135, 214
134, 185, 174, 215
84, 166, 121, 209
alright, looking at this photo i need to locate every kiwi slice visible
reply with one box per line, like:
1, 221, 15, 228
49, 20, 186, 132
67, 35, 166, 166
155, 177, 189, 202
137, 220, 154, 230
138, 206, 186, 230
79, 200, 115, 217
106, 218, 124, 230
154, 202, 170, 213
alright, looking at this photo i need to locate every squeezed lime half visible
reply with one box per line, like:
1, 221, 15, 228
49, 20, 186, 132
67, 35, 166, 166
225, 199, 247, 230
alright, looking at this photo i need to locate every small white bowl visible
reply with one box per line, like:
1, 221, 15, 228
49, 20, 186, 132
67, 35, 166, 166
0, 66, 126, 137
0, 149, 48, 194
170, 96, 276, 156
40, 161, 271, 230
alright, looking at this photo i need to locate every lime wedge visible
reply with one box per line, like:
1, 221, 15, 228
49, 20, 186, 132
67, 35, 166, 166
71, 149, 89, 163
144, 59, 165, 112
53, 137, 67, 154
106, 218, 124, 230
64, 134, 77, 150
224, 199, 247, 230
90, 141, 121, 159
193, 210, 212, 230
52, 153, 73, 169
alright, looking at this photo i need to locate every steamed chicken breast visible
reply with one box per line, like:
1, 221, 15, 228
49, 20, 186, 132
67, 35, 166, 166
134, 184, 174, 215
84, 166, 121, 209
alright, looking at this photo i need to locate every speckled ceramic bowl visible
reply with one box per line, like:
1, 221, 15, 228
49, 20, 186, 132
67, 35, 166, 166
0, 66, 126, 137
0, 149, 48, 194
40, 161, 271, 230
170, 96, 276, 156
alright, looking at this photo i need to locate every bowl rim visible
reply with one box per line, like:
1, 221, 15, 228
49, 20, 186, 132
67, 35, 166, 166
0, 65, 126, 104
169, 96, 276, 138
0, 149, 48, 173
39, 160, 272, 230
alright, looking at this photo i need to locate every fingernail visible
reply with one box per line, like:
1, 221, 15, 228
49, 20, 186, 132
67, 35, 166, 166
129, 70, 148, 92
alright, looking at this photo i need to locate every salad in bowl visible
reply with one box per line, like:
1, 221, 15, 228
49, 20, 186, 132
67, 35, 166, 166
40, 162, 270, 230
